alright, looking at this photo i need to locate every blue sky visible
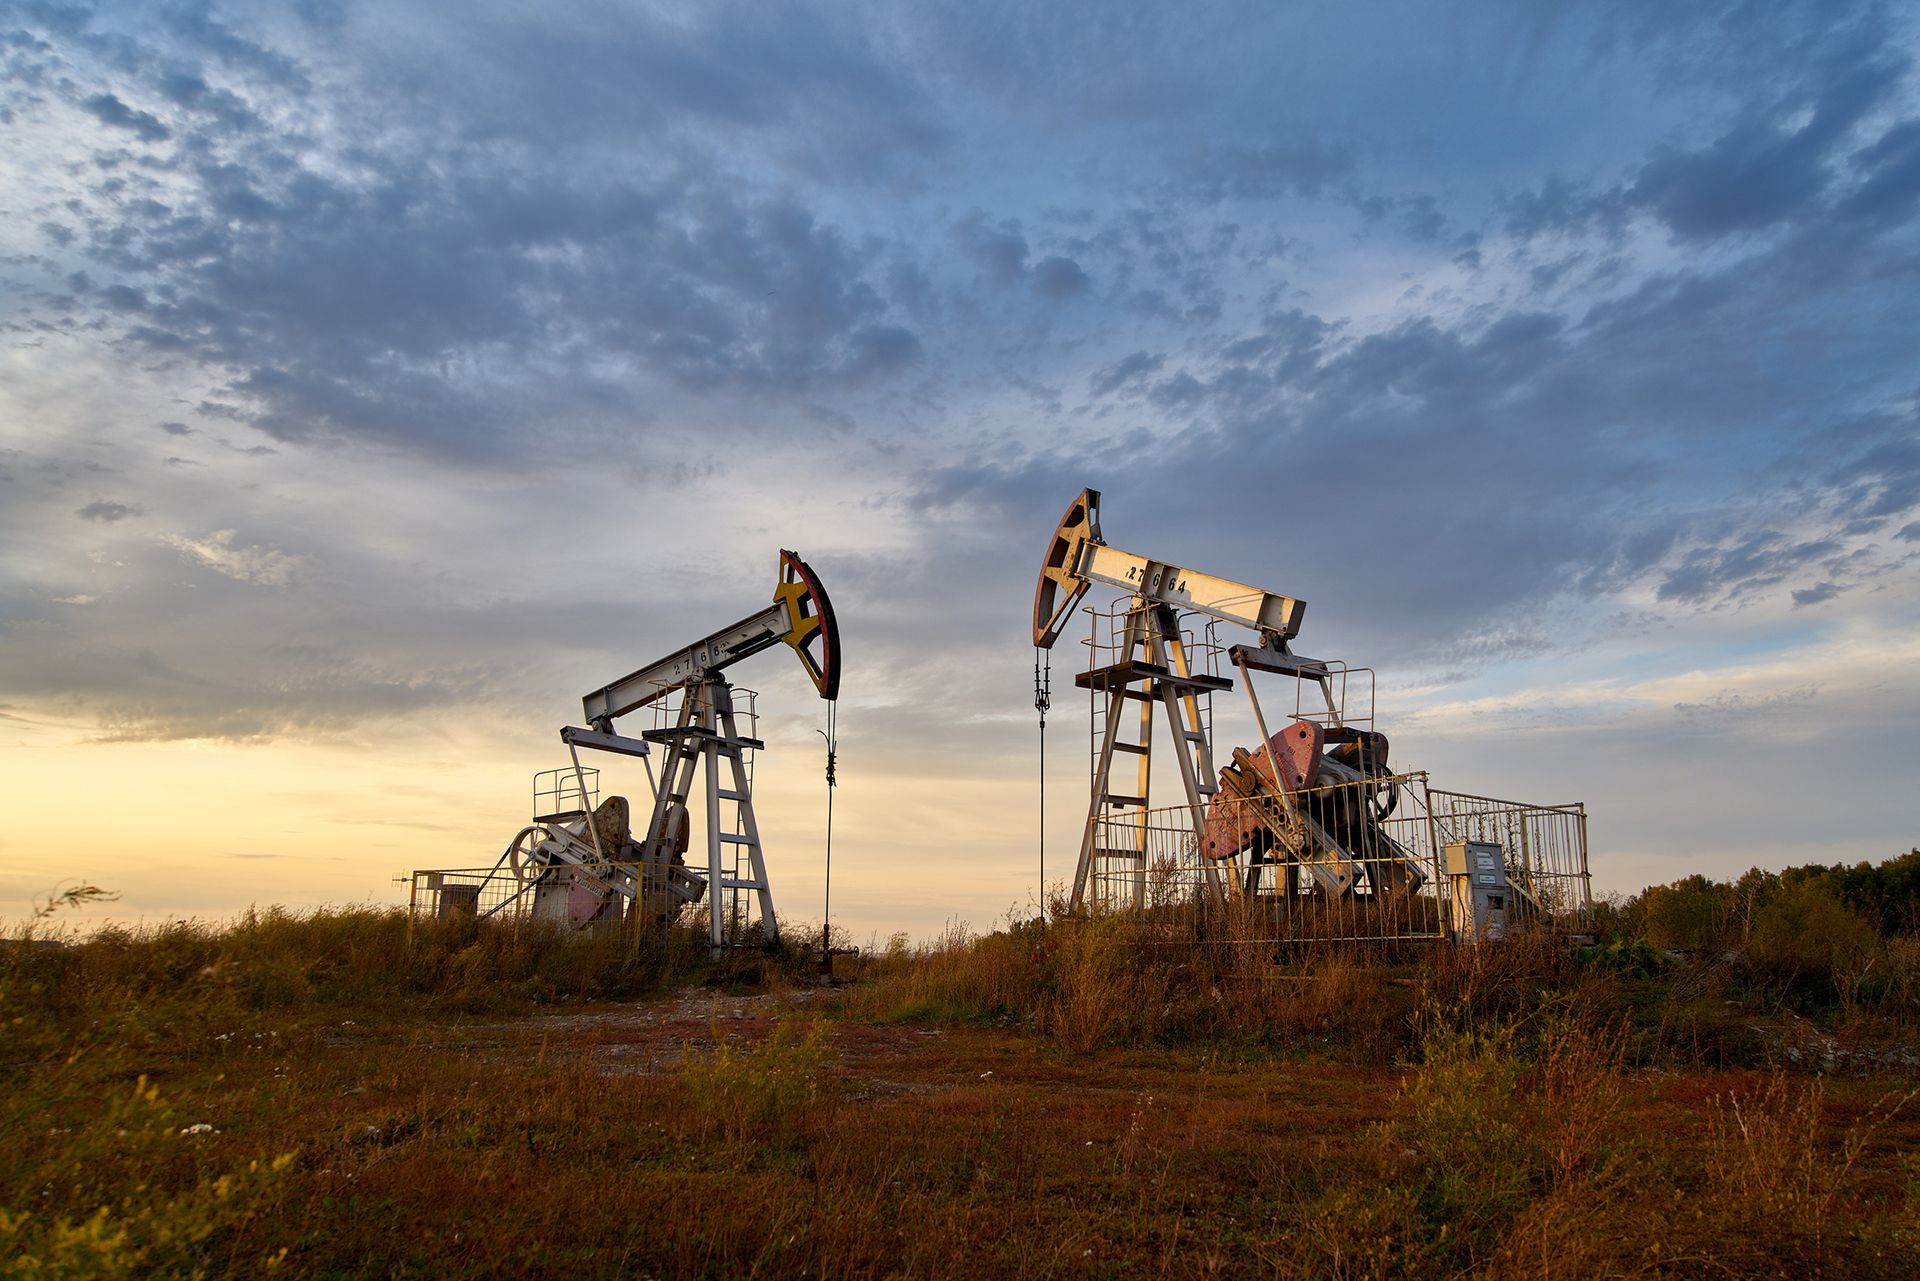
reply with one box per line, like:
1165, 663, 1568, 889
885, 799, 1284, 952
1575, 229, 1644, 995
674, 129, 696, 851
2, 1, 1917, 935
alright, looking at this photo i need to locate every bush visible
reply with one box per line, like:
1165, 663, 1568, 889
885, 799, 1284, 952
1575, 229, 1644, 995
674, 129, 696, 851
1574, 937, 1665, 979
1758, 883, 1873, 983
841, 916, 1050, 1025
1639, 874, 1733, 950
0, 907, 750, 1060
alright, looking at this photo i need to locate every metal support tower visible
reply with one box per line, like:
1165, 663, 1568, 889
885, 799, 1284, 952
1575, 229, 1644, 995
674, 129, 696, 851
1072, 602, 1231, 911
641, 675, 778, 950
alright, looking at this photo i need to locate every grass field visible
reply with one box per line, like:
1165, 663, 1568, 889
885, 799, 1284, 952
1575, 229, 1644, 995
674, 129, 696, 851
3, 905, 1918, 1279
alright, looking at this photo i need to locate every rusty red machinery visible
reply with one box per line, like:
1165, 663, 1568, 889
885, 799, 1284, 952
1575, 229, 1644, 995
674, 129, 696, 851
1203, 719, 1420, 900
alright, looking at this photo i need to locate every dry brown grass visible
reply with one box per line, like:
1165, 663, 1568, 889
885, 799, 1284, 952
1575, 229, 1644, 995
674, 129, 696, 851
4, 908, 1918, 1277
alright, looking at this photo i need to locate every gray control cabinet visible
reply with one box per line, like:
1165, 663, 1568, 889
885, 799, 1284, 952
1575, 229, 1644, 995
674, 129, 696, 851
1444, 840, 1510, 942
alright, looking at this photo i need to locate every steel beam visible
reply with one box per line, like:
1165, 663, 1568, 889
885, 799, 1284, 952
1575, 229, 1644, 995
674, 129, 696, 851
1076, 543, 1304, 640
582, 604, 787, 726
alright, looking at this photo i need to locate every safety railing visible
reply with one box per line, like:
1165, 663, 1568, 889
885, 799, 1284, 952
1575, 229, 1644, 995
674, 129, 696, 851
532, 766, 599, 822
406, 859, 705, 934
1081, 771, 1591, 942
1426, 789, 1592, 920
1079, 601, 1225, 795
1083, 770, 1445, 940
1281, 659, 1375, 732
1080, 599, 1230, 682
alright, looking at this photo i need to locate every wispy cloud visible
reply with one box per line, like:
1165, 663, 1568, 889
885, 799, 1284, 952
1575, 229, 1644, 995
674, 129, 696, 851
160, 530, 309, 588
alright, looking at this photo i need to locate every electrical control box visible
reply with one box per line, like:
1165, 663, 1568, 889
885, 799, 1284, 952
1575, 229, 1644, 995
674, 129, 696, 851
1443, 840, 1509, 942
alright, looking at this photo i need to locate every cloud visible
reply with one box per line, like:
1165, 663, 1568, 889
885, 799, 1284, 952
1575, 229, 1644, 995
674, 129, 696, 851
79, 92, 170, 142
955, 212, 1029, 284
1656, 533, 1840, 605
1791, 581, 1843, 607
1502, 176, 1627, 242
160, 3, 307, 91
0, 0, 1917, 924
1672, 685, 1820, 721
1633, 123, 1828, 242
1180, 138, 1357, 202
384, 1, 944, 178
1, 8, 932, 464
89, 669, 455, 742
76, 500, 140, 523
70, 168, 928, 455
1837, 119, 1920, 229
1501, 12, 1910, 247
155, 69, 261, 132
1088, 350, 1165, 396
1030, 255, 1089, 300
160, 530, 308, 587
74, 648, 473, 744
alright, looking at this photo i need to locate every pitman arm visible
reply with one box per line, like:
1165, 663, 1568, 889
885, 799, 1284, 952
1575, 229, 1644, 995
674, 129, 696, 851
582, 549, 840, 728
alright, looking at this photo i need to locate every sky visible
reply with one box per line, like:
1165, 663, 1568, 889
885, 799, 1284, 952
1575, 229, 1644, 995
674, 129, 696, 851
3, 0, 1918, 942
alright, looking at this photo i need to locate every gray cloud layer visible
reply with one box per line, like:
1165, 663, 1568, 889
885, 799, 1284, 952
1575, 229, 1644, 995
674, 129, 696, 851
2, 0, 1917, 835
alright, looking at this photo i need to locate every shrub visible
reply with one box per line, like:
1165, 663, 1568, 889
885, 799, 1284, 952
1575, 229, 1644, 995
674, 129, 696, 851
1574, 937, 1665, 979
841, 917, 1050, 1024
1748, 881, 1880, 998
1640, 874, 1733, 950
0, 1076, 296, 1279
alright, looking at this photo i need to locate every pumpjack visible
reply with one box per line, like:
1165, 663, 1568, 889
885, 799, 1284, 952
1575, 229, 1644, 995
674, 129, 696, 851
492, 550, 840, 950
1033, 488, 1425, 913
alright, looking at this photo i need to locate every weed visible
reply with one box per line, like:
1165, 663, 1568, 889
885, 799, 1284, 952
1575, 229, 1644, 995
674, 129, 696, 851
1043, 915, 1169, 1050
1532, 1012, 1627, 1190
677, 1019, 833, 1147
1393, 1011, 1538, 1238
0, 1074, 296, 1279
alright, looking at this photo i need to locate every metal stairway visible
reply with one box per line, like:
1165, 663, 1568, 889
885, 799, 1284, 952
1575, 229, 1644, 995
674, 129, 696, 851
641, 676, 777, 949
1071, 604, 1229, 911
